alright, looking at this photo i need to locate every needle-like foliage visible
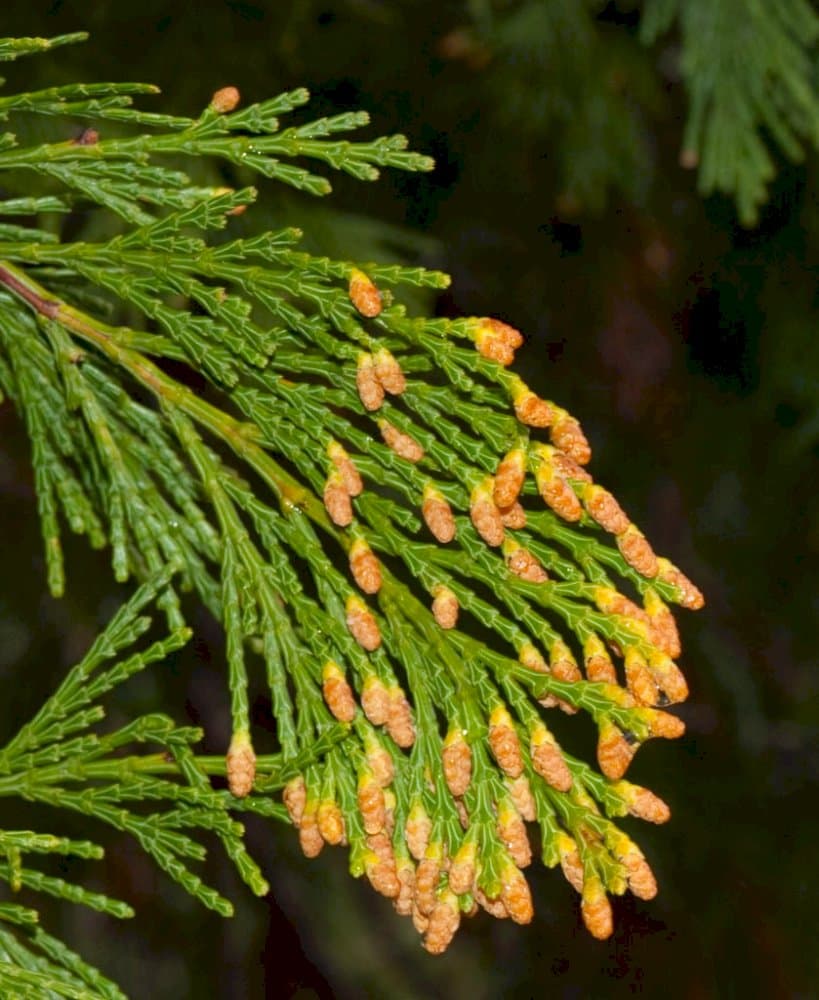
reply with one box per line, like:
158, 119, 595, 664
0, 31, 704, 981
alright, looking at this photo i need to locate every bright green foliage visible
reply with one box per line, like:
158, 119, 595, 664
0, 567, 336, 999
0, 32, 704, 988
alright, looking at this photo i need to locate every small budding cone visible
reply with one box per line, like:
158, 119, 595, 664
422, 485, 456, 543
617, 524, 659, 578
365, 832, 400, 897
323, 471, 352, 527
500, 863, 534, 925
432, 585, 459, 629
536, 453, 583, 522
379, 420, 425, 462
622, 849, 657, 900
488, 706, 524, 777
448, 840, 478, 895
581, 874, 613, 940
551, 450, 593, 483
470, 478, 505, 547
394, 857, 416, 916
582, 484, 629, 534
597, 718, 637, 779
328, 441, 363, 496
358, 772, 387, 834
405, 801, 432, 860
551, 638, 583, 683
505, 539, 548, 582
322, 660, 357, 723
346, 595, 381, 651
226, 732, 256, 798
500, 501, 527, 529
584, 634, 618, 685
640, 707, 686, 739
349, 268, 382, 318
299, 800, 324, 858
508, 775, 537, 822
557, 832, 584, 892
349, 537, 382, 594
416, 855, 443, 916
475, 889, 509, 920
283, 775, 306, 826
648, 650, 689, 703
511, 378, 553, 427
373, 347, 406, 394
645, 589, 682, 658
356, 354, 384, 411
361, 674, 390, 725
442, 729, 472, 797
616, 781, 671, 823
497, 799, 532, 868
211, 86, 240, 112
386, 687, 416, 748
594, 586, 648, 625
424, 891, 461, 954
472, 317, 523, 366
624, 647, 660, 706
550, 408, 591, 465
365, 740, 394, 787
656, 557, 705, 610
494, 448, 527, 508
530, 724, 572, 791
317, 799, 345, 845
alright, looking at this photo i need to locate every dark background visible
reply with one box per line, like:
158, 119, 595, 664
1, 2, 817, 997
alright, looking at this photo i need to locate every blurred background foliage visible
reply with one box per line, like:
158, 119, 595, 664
0, 1, 817, 996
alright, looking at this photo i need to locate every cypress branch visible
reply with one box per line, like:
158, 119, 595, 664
0, 29, 706, 989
